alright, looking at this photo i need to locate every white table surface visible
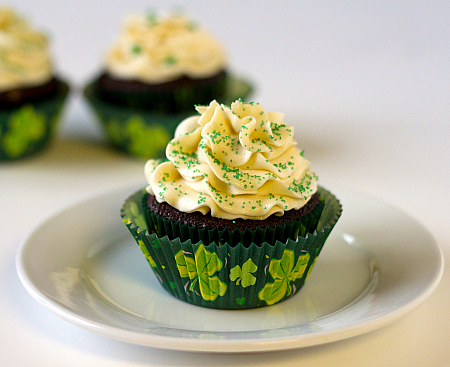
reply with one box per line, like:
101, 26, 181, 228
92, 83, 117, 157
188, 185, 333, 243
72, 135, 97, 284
2, 1, 449, 366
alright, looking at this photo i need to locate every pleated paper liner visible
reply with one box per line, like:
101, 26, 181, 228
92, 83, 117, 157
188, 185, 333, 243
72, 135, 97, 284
97, 71, 228, 111
0, 79, 69, 161
121, 186, 342, 309
83, 75, 252, 159
142, 193, 325, 247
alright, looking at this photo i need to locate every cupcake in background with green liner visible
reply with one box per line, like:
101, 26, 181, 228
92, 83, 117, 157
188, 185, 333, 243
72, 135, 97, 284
84, 10, 252, 159
0, 7, 69, 161
121, 99, 342, 309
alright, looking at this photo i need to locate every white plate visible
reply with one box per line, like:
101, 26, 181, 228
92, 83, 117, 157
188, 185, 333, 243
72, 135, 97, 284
16, 186, 443, 353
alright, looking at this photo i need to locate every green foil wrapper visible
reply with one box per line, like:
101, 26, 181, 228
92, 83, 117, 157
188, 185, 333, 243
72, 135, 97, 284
0, 79, 69, 161
121, 186, 342, 309
83, 76, 252, 159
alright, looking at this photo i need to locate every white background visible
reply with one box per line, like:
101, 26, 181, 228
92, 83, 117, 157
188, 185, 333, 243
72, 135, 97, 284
1, 1, 450, 366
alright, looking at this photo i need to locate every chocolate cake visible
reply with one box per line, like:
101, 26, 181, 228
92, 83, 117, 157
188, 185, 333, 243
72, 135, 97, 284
146, 192, 321, 231
96, 70, 227, 111
0, 77, 58, 107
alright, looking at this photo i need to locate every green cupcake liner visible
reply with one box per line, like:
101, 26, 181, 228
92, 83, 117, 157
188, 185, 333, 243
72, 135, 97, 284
142, 192, 325, 247
0, 79, 69, 161
99, 72, 228, 111
83, 75, 252, 159
121, 186, 342, 309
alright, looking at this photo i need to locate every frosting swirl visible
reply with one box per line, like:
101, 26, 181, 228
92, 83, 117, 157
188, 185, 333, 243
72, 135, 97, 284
145, 100, 318, 220
106, 13, 227, 83
0, 8, 52, 92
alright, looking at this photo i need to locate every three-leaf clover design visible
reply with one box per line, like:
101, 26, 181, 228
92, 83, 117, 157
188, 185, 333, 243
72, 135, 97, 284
106, 116, 170, 158
138, 240, 157, 268
125, 116, 170, 158
229, 258, 258, 287
175, 244, 227, 301
106, 119, 123, 144
258, 249, 310, 305
1, 105, 46, 157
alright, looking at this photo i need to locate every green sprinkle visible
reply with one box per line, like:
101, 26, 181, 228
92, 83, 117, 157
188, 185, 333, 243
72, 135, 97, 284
164, 55, 177, 65
187, 21, 198, 31
146, 11, 157, 25
131, 44, 142, 54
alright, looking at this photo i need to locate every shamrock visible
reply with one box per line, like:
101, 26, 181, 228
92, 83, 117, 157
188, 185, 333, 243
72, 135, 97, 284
229, 258, 258, 287
151, 239, 160, 249
258, 250, 310, 305
1, 105, 46, 157
125, 115, 170, 158
175, 244, 227, 301
106, 119, 123, 144
138, 240, 157, 268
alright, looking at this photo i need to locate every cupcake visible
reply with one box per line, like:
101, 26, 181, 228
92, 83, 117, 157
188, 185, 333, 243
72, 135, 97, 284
84, 11, 252, 159
0, 8, 69, 161
121, 99, 342, 309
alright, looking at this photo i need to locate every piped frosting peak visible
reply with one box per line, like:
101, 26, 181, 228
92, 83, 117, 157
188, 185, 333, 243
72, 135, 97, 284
145, 100, 318, 220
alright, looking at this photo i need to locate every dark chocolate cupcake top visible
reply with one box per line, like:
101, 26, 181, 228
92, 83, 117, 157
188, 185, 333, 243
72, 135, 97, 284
147, 190, 321, 230
145, 99, 318, 221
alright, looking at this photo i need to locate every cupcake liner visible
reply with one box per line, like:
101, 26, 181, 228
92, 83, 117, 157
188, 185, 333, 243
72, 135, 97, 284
142, 192, 325, 247
98, 72, 228, 111
0, 79, 69, 161
83, 75, 252, 159
121, 186, 342, 309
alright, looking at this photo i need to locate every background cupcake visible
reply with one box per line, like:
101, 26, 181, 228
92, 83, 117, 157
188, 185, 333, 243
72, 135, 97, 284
100, 12, 228, 111
122, 99, 342, 309
0, 7, 69, 161
84, 10, 252, 159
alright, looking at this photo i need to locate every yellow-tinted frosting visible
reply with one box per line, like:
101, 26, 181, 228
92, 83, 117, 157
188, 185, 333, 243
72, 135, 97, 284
0, 8, 52, 92
145, 100, 318, 220
106, 13, 226, 83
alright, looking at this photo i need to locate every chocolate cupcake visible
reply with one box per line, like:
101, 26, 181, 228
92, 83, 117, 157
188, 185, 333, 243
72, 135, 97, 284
0, 8, 69, 160
144, 189, 324, 247
84, 11, 251, 159
122, 99, 342, 309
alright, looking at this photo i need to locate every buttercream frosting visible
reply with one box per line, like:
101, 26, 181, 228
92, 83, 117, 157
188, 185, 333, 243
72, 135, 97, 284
106, 12, 226, 83
145, 100, 318, 220
0, 8, 52, 92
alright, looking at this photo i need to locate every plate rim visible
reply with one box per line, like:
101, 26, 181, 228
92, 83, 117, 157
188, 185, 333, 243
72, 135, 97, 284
16, 185, 444, 353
